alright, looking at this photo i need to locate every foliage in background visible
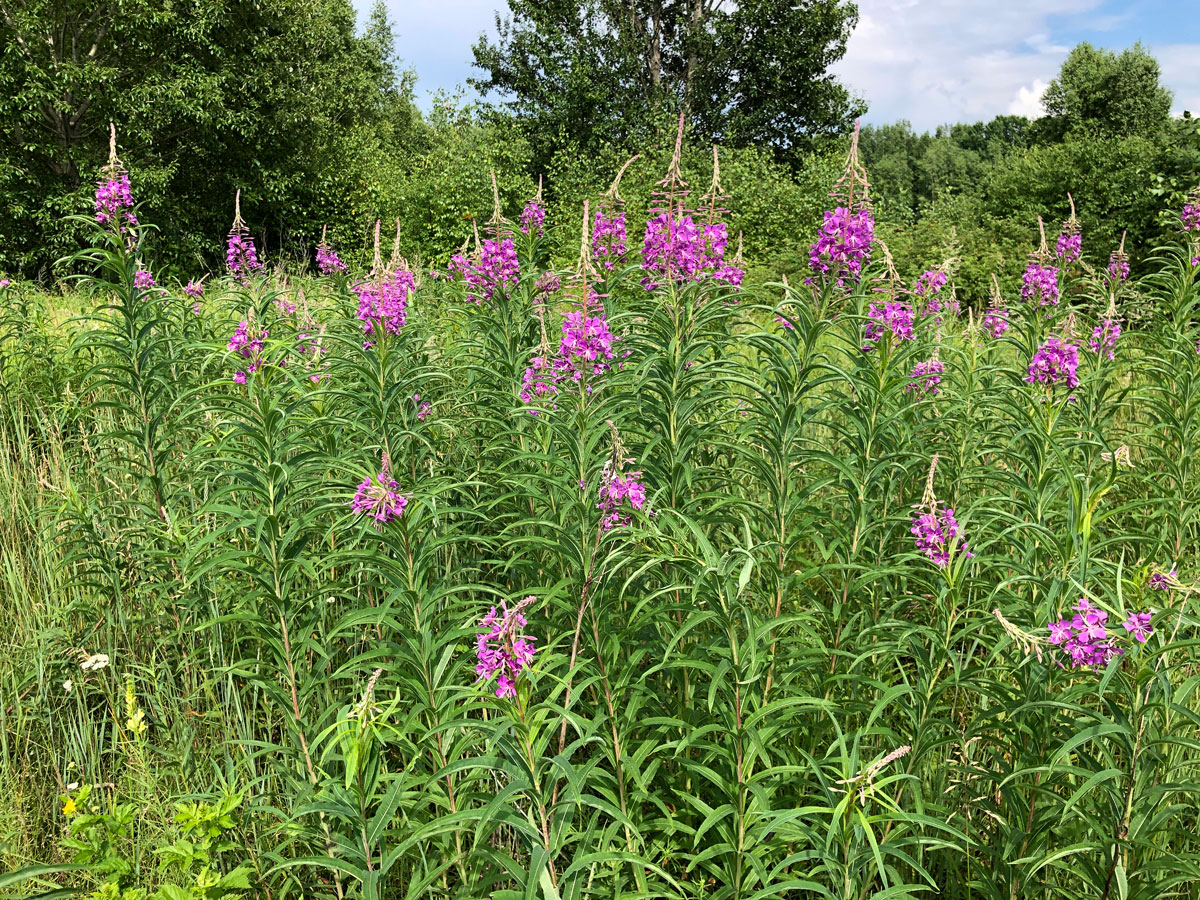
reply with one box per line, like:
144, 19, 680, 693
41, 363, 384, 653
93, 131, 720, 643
2, 0, 1198, 308
859, 42, 1198, 301
471, 0, 863, 169
0, 0, 418, 275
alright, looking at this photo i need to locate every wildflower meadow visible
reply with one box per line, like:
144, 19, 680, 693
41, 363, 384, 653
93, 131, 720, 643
4, 112, 1200, 900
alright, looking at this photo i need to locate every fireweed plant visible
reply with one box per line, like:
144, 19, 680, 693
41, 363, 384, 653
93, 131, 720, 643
5, 121, 1200, 900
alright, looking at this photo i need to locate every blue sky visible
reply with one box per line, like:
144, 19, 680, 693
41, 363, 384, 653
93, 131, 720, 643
355, 0, 1200, 131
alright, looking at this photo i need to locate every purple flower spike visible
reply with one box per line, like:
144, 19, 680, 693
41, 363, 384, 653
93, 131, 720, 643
351, 454, 408, 527
1123, 611, 1154, 643
911, 505, 971, 568
597, 468, 647, 531
1106, 251, 1130, 285
316, 243, 348, 276
863, 301, 915, 350
96, 172, 138, 239
520, 199, 546, 236
1089, 318, 1121, 362
1046, 598, 1131, 669
640, 213, 743, 289
227, 232, 263, 284
809, 206, 874, 286
907, 359, 944, 398
451, 238, 519, 305
1056, 230, 1082, 264
354, 270, 414, 339
593, 211, 628, 270
1021, 263, 1060, 308
1026, 336, 1079, 390
983, 307, 1009, 338
475, 595, 538, 699
1149, 569, 1177, 591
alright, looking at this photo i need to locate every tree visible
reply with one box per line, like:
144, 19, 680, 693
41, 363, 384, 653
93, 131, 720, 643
470, 0, 862, 167
0, 0, 414, 274
1039, 42, 1173, 140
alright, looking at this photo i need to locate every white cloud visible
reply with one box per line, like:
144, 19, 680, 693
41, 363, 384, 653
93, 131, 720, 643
834, 0, 1102, 129
1154, 43, 1200, 116
1008, 80, 1048, 118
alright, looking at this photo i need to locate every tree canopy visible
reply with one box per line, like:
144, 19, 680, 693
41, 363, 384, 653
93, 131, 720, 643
0, 0, 415, 272
1039, 41, 1173, 140
470, 0, 863, 166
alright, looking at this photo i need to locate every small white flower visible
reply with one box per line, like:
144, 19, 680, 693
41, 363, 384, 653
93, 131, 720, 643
63, 679, 73, 693
67, 782, 79, 790
80, 653, 109, 671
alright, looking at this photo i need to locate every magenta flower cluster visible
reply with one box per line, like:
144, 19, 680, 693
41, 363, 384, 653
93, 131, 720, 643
520, 355, 558, 410
907, 359, 944, 398
1026, 337, 1079, 390
809, 207, 874, 285
911, 505, 971, 567
1089, 318, 1121, 361
534, 272, 562, 299
1106, 251, 1130, 285
1149, 569, 1177, 591
481, 237, 521, 299
863, 301, 915, 350
1021, 263, 1060, 308
520, 200, 546, 236
598, 469, 647, 531
412, 393, 431, 422
914, 269, 948, 298
983, 307, 1009, 338
96, 173, 138, 233
134, 269, 156, 290
915, 270, 959, 319
475, 595, 537, 699
1185, 201, 1200, 266
559, 310, 617, 381
316, 243, 348, 276
1056, 229, 1082, 264
354, 270, 415, 341
520, 310, 620, 411
228, 320, 269, 384
451, 238, 520, 305
227, 232, 263, 284
640, 213, 744, 289
1047, 599, 1152, 669
912, 270, 950, 319
184, 280, 204, 299
351, 455, 408, 526
1182, 202, 1199, 233
593, 211, 628, 271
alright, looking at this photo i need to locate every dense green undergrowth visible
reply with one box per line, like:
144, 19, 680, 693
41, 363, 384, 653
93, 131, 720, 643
3, 153, 1200, 900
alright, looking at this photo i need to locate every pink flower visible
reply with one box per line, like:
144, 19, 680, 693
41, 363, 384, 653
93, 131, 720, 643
911, 505, 970, 567
597, 466, 648, 531
475, 595, 537, 699
1026, 337, 1079, 390
1123, 611, 1153, 643
351, 455, 408, 527
907, 359, 944, 398
983, 308, 1009, 338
